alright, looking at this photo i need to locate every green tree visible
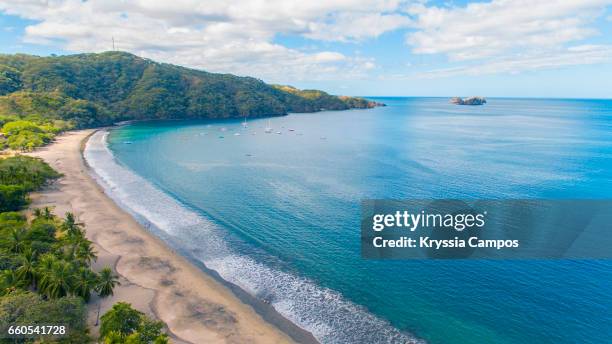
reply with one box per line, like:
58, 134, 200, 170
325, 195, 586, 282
0, 291, 91, 342
42, 206, 55, 220
34, 252, 57, 293
0, 156, 60, 192
15, 247, 37, 286
2, 227, 27, 253
0, 270, 25, 295
99, 302, 168, 344
72, 267, 98, 302
2, 120, 42, 136
96, 267, 120, 298
134, 316, 166, 344
39, 260, 73, 299
95, 266, 121, 325
104, 330, 126, 344
0, 184, 27, 212
61, 212, 83, 236
75, 239, 97, 265
100, 302, 142, 338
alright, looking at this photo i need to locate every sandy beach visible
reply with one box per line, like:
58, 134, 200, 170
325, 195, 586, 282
26, 130, 309, 344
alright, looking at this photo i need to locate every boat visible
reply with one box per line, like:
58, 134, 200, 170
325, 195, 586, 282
276, 131, 282, 135
234, 132, 241, 136
265, 119, 273, 133
123, 141, 133, 144
242, 116, 248, 127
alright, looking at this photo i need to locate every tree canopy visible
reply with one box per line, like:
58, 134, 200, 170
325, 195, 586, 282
0, 51, 380, 128
100, 302, 168, 344
0, 155, 129, 343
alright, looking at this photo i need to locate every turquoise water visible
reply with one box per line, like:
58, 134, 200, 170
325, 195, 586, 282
100, 98, 611, 343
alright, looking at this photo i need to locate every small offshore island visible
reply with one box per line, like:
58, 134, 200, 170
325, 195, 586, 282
450, 96, 487, 105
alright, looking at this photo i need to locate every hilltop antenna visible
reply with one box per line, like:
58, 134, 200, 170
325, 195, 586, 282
112, 37, 115, 51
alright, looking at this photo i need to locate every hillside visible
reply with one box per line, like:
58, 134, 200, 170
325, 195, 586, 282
0, 52, 381, 128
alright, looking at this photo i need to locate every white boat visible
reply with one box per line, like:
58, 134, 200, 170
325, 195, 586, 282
234, 132, 241, 136
276, 131, 282, 135
242, 116, 248, 127
264, 119, 273, 133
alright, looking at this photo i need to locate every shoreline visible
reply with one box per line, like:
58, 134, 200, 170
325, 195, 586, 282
26, 130, 318, 344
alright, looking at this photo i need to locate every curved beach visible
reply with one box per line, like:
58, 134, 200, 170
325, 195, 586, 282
26, 130, 315, 344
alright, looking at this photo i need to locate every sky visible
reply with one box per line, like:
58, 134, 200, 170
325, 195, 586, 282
1, 0, 611, 98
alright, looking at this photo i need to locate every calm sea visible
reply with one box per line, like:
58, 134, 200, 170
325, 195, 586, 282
86, 97, 612, 344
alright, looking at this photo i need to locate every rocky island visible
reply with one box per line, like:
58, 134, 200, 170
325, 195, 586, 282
450, 97, 487, 105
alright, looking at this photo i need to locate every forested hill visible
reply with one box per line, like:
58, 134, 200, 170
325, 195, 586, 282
0, 51, 381, 128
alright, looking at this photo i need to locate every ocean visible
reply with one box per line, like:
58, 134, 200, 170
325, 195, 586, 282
84, 97, 612, 344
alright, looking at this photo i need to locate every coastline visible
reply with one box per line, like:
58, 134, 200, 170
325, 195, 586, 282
26, 130, 317, 344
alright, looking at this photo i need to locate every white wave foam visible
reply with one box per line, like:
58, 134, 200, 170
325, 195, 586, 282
84, 130, 423, 344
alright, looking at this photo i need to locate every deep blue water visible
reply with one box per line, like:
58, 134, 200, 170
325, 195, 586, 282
99, 98, 611, 343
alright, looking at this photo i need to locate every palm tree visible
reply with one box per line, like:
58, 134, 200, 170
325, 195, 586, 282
16, 248, 38, 287
36, 253, 58, 293
42, 206, 54, 220
96, 267, 120, 297
33, 208, 43, 219
75, 240, 97, 265
102, 330, 125, 344
73, 267, 98, 302
40, 260, 74, 299
57, 216, 94, 263
62, 212, 84, 237
3, 228, 27, 253
95, 267, 120, 325
0, 270, 25, 295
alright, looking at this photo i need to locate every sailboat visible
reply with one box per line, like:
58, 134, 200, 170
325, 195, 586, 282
264, 119, 273, 133
242, 115, 248, 128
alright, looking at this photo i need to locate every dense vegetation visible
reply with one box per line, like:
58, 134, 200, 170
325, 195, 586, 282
0, 52, 380, 129
99, 302, 168, 344
0, 203, 111, 342
0, 156, 60, 211
0, 115, 73, 152
0, 155, 162, 343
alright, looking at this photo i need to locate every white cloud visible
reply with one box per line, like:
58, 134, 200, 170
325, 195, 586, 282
407, 0, 611, 60
418, 44, 612, 78
305, 12, 412, 42
2, 0, 611, 81
0, 0, 412, 82
404, 0, 612, 75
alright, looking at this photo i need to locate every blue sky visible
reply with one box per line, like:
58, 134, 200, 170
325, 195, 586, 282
1, 1, 611, 98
